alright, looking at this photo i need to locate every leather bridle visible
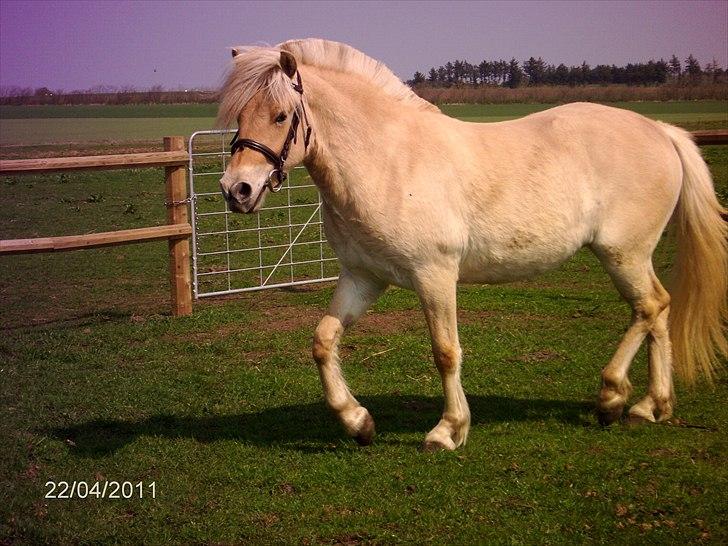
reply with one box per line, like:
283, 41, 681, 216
229, 71, 312, 192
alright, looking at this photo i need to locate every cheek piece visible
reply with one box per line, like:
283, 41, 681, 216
229, 71, 312, 192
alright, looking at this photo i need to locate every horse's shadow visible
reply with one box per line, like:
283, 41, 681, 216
49, 395, 593, 457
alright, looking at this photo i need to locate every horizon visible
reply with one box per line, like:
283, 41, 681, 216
1, 0, 726, 91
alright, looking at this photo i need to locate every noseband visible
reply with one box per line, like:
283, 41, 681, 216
229, 71, 312, 192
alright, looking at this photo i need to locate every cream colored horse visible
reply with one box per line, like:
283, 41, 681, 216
217, 39, 727, 451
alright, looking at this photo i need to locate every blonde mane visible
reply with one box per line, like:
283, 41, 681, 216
216, 38, 438, 127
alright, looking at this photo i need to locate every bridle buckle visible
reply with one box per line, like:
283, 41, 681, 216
267, 169, 286, 192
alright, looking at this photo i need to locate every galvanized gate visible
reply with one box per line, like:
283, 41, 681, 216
188, 129, 338, 298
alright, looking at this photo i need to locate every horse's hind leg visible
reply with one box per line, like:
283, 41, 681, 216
627, 274, 674, 423
414, 270, 470, 451
313, 269, 386, 445
593, 248, 672, 425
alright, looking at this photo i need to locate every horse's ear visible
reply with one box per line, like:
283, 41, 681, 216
279, 50, 297, 78
231, 48, 239, 58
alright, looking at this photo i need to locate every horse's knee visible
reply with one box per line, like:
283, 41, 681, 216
433, 343, 461, 373
312, 315, 343, 364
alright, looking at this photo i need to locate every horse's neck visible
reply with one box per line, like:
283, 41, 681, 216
302, 68, 392, 212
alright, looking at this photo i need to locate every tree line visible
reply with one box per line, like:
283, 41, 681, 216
410, 55, 726, 88
2, 54, 725, 106
0, 85, 216, 105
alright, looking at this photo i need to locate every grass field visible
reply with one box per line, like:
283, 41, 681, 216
1, 100, 725, 147
1, 105, 727, 544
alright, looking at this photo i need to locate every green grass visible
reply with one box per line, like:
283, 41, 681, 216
1, 101, 725, 146
0, 114, 727, 544
440, 99, 728, 119
441, 100, 728, 131
0, 118, 218, 147
0, 104, 219, 119
2, 100, 725, 120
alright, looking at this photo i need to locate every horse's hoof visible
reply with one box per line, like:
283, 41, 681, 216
421, 440, 446, 453
420, 437, 456, 453
354, 413, 375, 446
596, 406, 623, 426
624, 413, 650, 426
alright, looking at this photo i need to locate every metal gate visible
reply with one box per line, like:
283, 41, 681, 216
188, 129, 338, 298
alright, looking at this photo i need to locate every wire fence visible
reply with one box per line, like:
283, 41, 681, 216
188, 129, 338, 298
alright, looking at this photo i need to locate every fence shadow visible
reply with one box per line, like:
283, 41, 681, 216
49, 394, 593, 458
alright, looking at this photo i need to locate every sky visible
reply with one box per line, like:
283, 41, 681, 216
1, 0, 726, 91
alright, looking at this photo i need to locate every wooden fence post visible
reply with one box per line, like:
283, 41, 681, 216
164, 136, 192, 316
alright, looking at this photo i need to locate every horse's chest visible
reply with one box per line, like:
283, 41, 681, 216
322, 206, 415, 287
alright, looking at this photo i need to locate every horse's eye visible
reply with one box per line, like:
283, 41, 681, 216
275, 113, 287, 124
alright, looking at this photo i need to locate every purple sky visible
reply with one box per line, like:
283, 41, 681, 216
1, 0, 726, 91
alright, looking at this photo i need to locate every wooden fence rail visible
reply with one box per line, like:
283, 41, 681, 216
692, 130, 728, 146
0, 150, 189, 175
0, 224, 192, 254
0, 136, 192, 317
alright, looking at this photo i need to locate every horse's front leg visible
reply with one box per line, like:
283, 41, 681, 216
313, 269, 386, 445
415, 271, 470, 451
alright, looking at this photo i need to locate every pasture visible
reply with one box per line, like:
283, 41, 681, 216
1, 103, 727, 544
1, 100, 726, 147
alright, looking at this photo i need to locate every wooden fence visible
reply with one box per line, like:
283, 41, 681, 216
691, 130, 728, 146
0, 136, 192, 316
0, 130, 726, 318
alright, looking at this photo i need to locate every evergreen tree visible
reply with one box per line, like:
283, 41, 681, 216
505, 58, 524, 88
523, 57, 547, 86
464, 61, 478, 85
684, 54, 702, 83
453, 60, 464, 84
445, 61, 455, 85
668, 54, 681, 79
704, 58, 722, 83
478, 61, 491, 85
495, 60, 508, 85
579, 61, 591, 84
553, 63, 569, 85
592, 64, 612, 84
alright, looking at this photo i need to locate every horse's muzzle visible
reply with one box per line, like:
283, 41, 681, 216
223, 180, 264, 214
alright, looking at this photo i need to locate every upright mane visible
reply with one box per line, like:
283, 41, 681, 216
216, 38, 438, 127
279, 39, 439, 113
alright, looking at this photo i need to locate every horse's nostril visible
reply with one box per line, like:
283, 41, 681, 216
240, 182, 252, 199
229, 181, 253, 203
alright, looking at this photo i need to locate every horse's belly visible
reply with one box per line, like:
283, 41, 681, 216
459, 253, 571, 283
459, 232, 585, 284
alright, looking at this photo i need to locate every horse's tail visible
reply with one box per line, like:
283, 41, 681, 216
660, 122, 728, 384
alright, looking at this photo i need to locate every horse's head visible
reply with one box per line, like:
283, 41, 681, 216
218, 48, 311, 214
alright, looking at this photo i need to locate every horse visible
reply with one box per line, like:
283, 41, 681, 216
216, 38, 727, 451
